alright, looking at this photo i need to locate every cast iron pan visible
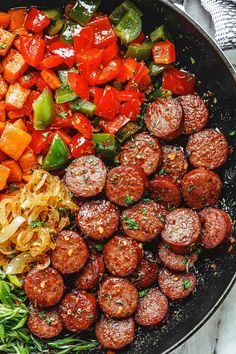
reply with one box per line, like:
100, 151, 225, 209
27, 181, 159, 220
2, 0, 236, 353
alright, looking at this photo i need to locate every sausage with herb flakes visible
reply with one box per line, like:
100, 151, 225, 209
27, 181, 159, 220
74, 253, 104, 290
130, 252, 159, 289
24, 267, 64, 308
158, 268, 196, 300
76, 200, 119, 240
51, 230, 89, 274
149, 176, 181, 208
161, 145, 188, 183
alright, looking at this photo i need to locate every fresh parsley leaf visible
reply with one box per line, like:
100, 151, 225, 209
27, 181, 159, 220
139, 288, 150, 298
141, 208, 147, 215
183, 279, 191, 290
188, 184, 193, 192
8, 184, 20, 193
122, 215, 139, 230
0, 43, 7, 49
157, 214, 165, 223
124, 195, 134, 204
57, 111, 68, 118
42, 132, 50, 138
229, 130, 236, 136
93, 243, 104, 253
29, 220, 47, 228
86, 313, 94, 319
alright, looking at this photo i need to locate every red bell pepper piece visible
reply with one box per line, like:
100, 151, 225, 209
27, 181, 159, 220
38, 54, 64, 70
72, 113, 93, 140
45, 34, 60, 47
95, 86, 120, 120
130, 31, 145, 45
24, 90, 41, 117
24, 7, 50, 33
117, 90, 144, 102
101, 42, 119, 66
120, 98, 141, 122
48, 42, 75, 68
51, 103, 73, 129
116, 58, 137, 83
152, 40, 176, 64
88, 15, 116, 49
73, 27, 94, 51
126, 61, 150, 91
67, 72, 90, 101
31, 130, 54, 155
96, 59, 122, 85
20, 35, 45, 67
19, 72, 40, 88
55, 130, 72, 145
100, 115, 130, 134
90, 87, 104, 105
162, 68, 196, 95
76, 48, 103, 86
69, 134, 94, 158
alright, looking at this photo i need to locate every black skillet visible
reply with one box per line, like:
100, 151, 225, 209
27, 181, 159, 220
2, 0, 236, 353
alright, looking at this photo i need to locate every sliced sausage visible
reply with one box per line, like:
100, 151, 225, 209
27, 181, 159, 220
135, 288, 169, 326
74, 253, 104, 290
51, 231, 89, 274
178, 94, 208, 134
103, 236, 142, 277
182, 168, 223, 209
64, 155, 107, 198
120, 133, 162, 175
27, 305, 63, 339
145, 97, 183, 140
58, 290, 97, 332
186, 129, 228, 169
149, 176, 181, 208
98, 277, 138, 319
130, 253, 159, 289
161, 145, 188, 183
161, 208, 201, 254
95, 315, 135, 350
105, 165, 147, 206
157, 243, 198, 272
121, 200, 166, 242
77, 200, 120, 240
24, 267, 64, 308
158, 268, 196, 300
199, 207, 232, 249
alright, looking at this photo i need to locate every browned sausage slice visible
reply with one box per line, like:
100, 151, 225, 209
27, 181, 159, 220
58, 290, 97, 332
145, 97, 183, 140
98, 277, 138, 319
161, 208, 201, 254
149, 176, 181, 207
158, 268, 196, 300
199, 207, 232, 249
121, 200, 166, 242
51, 231, 89, 274
103, 236, 142, 277
130, 252, 159, 289
178, 94, 208, 134
157, 243, 198, 272
105, 165, 147, 206
120, 133, 162, 175
64, 155, 107, 197
181, 168, 223, 209
74, 253, 104, 290
24, 267, 64, 308
135, 288, 169, 326
27, 305, 63, 339
161, 145, 188, 183
95, 315, 135, 350
186, 129, 228, 170
76, 200, 119, 240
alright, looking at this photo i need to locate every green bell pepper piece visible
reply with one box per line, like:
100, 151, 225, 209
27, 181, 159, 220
42, 134, 70, 171
92, 134, 116, 160
125, 41, 153, 61
33, 88, 54, 130
55, 84, 78, 104
114, 8, 142, 45
109, 1, 143, 25
69, 0, 101, 26
148, 61, 169, 76
43, 8, 65, 36
58, 68, 78, 83
60, 20, 81, 44
116, 122, 140, 143
150, 24, 172, 42
69, 99, 96, 118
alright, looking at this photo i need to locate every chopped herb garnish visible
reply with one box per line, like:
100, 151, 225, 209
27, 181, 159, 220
158, 168, 165, 176
87, 157, 94, 163
58, 207, 67, 216
29, 220, 47, 228
139, 288, 150, 298
141, 208, 147, 215
113, 173, 119, 184
182, 258, 190, 272
77, 309, 82, 315
142, 197, 150, 203
38, 311, 53, 325
124, 195, 134, 204
0, 43, 7, 49
23, 75, 31, 81
42, 132, 50, 138
163, 244, 170, 249
188, 184, 193, 192
157, 214, 165, 223
8, 184, 20, 193
57, 111, 67, 118
194, 247, 202, 254
183, 279, 191, 290
229, 130, 236, 136
93, 243, 104, 253
201, 196, 206, 204
190, 56, 195, 64
86, 314, 94, 319
122, 215, 139, 230
115, 299, 123, 305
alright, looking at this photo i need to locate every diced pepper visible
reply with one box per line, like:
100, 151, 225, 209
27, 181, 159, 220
24, 7, 50, 33
0, 76, 8, 100
3, 49, 28, 83
38, 54, 64, 70
42, 133, 70, 170
90, 87, 104, 105
43, 8, 65, 36
150, 25, 172, 43
13, 27, 28, 51
92, 133, 116, 159
96, 59, 122, 85
69, 0, 101, 26
55, 130, 71, 145
60, 20, 82, 44
0, 123, 32, 160
152, 40, 176, 64
125, 41, 153, 61
109, 1, 143, 25
48, 41, 75, 68
9, 8, 27, 31
100, 115, 130, 134
116, 58, 137, 83
148, 61, 169, 76
120, 98, 141, 122
72, 112, 93, 139
20, 35, 46, 67
73, 27, 94, 51
126, 61, 150, 91
30, 130, 53, 155
24, 90, 41, 117
55, 84, 78, 104
8, 109, 25, 120
162, 68, 196, 95
69, 99, 96, 118
0, 150, 8, 162
114, 8, 142, 45
117, 90, 144, 102
95, 86, 120, 120
0, 164, 10, 190
5, 83, 30, 111
19, 147, 36, 174
0, 101, 6, 122
22, 174, 32, 183
1, 159, 22, 182
67, 72, 89, 100
33, 88, 55, 130
76, 48, 103, 79
69, 133, 94, 158
51, 103, 73, 129
88, 15, 116, 49
58, 67, 78, 83
12, 118, 27, 130
0, 12, 11, 29
41, 70, 61, 90
130, 31, 145, 45
0, 121, 5, 136
101, 42, 119, 66
19, 72, 40, 88
116, 121, 140, 142
0, 28, 15, 57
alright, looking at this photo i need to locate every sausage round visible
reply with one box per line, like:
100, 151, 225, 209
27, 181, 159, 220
64, 155, 107, 198
51, 231, 89, 274
157, 243, 198, 272
161, 145, 188, 183
130, 254, 159, 289
98, 277, 138, 319
74, 253, 104, 290
145, 97, 183, 140
121, 200, 166, 242
181, 168, 223, 209
105, 165, 147, 206
58, 290, 97, 332
24, 267, 64, 308
158, 268, 196, 300
161, 208, 201, 254
199, 207, 232, 249
77, 200, 120, 240
95, 315, 135, 350
186, 129, 228, 169
178, 94, 208, 135
27, 305, 63, 339
120, 133, 162, 175
135, 288, 169, 326
149, 176, 181, 208
103, 236, 142, 277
